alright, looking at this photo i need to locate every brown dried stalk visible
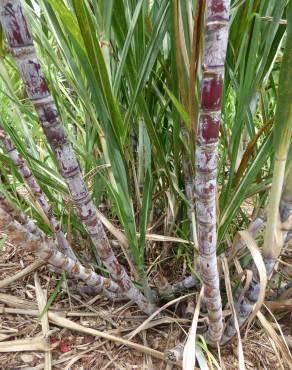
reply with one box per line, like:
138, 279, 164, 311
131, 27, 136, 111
0, 0, 155, 314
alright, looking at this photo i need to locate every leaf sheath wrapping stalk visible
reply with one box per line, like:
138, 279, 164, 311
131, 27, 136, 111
195, 0, 230, 345
0, 0, 155, 314
280, 166, 292, 227
0, 126, 76, 260
263, 0, 292, 268
0, 194, 120, 297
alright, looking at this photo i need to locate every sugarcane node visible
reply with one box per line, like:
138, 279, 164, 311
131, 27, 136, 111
55, 255, 67, 268
43, 126, 68, 147
0, 211, 10, 229
26, 238, 39, 252
70, 261, 80, 274
116, 276, 132, 292
154, 272, 168, 290
43, 247, 54, 261
109, 259, 123, 278
42, 105, 60, 124
83, 212, 97, 225
9, 45, 34, 58
103, 278, 112, 289
9, 229, 25, 243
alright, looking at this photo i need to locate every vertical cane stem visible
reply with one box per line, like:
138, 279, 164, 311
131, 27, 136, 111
263, 0, 292, 275
195, 0, 230, 344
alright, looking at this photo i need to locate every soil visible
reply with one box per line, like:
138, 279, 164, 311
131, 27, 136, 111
0, 242, 291, 370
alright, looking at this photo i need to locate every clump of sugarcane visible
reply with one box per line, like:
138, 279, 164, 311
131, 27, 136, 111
0, 192, 120, 298
0, 125, 76, 260
163, 216, 264, 360
0, 0, 155, 314
195, 0, 230, 345
263, 0, 292, 274
221, 2, 292, 343
255, 0, 292, 292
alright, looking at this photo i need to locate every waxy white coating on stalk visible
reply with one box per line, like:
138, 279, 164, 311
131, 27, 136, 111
195, 0, 230, 345
0, 0, 155, 314
0, 200, 120, 296
0, 128, 76, 260
0, 190, 40, 235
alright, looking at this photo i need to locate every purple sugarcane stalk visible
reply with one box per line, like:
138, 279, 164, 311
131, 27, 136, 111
154, 273, 200, 298
0, 192, 120, 298
0, 126, 77, 260
0, 188, 39, 235
0, 0, 155, 314
195, 0, 230, 344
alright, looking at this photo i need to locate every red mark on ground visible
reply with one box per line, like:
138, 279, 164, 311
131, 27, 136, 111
59, 340, 70, 353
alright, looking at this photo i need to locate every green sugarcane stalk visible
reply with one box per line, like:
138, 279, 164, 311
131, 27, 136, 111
263, 0, 292, 275
0, 0, 155, 314
195, 0, 230, 345
221, 2, 292, 343
280, 164, 292, 232
221, 171, 292, 344
0, 126, 76, 260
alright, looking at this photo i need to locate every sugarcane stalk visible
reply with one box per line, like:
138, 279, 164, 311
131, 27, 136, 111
0, 197, 120, 298
154, 273, 200, 299
195, 0, 230, 345
0, 0, 155, 314
0, 188, 40, 236
263, 0, 292, 276
280, 164, 292, 234
221, 171, 292, 345
0, 126, 76, 260
222, 3, 292, 342
156, 215, 263, 299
